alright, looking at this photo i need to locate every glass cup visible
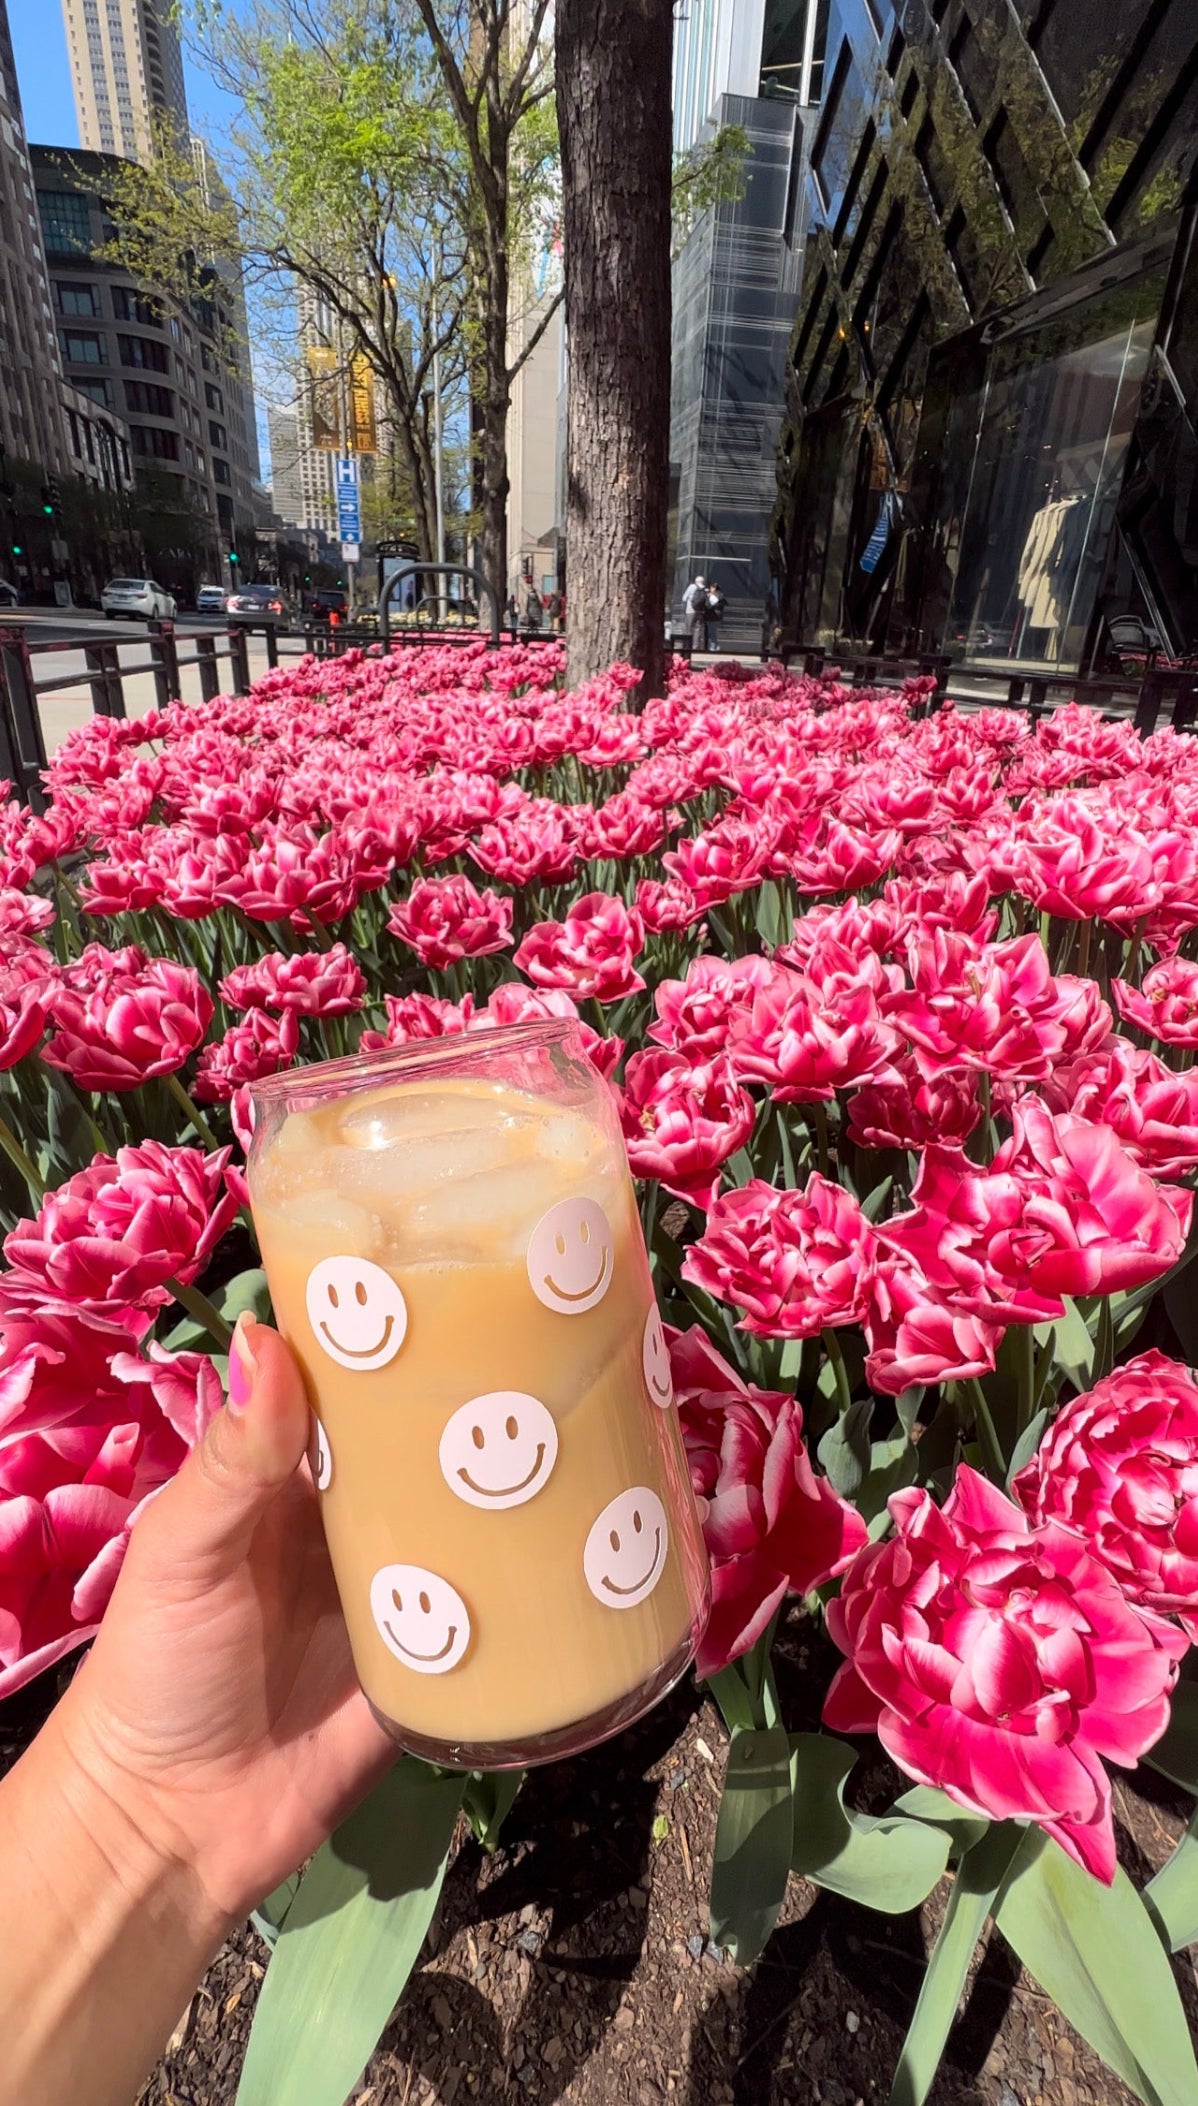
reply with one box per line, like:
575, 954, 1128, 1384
247, 1020, 711, 1769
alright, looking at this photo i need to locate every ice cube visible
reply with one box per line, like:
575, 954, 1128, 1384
337, 1082, 533, 1152
535, 1107, 607, 1172
390, 1156, 572, 1261
283, 1188, 384, 1254
275, 1109, 321, 1158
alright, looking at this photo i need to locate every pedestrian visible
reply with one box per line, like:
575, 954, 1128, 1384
682, 573, 707, 655
546, 587, 563, 633
523, 583, 542, 634
505, 591, 519, 633
706, 579, 727, 652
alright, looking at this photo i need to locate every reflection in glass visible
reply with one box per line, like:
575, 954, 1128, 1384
947, 276, 1164, 672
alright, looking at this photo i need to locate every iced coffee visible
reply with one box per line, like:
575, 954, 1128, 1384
248, 1020, 710, 1767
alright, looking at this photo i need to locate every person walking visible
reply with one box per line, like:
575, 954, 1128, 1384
505, 591, 519, 634
706, 579, 727, 652
523, 583, 543, 634
683, 573, 707, 655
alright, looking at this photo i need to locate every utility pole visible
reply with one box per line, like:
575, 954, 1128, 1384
433, 234, 446, 620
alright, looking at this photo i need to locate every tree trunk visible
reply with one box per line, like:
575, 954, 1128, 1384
479, 285, 510, 601
556, 0, 673, 703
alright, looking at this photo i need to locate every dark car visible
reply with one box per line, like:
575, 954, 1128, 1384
226, 583, 292, 631
306, 588, 349, 624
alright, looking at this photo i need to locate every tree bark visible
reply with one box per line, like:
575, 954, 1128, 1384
556, 0, 673, 703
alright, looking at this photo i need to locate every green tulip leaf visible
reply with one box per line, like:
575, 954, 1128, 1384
1145, 1681, 1198, 1794
889, 1822, 1021, 2106
250, 1870, 301, 1951
893, 1785, 991, 1858
1005, 1407, 1050, 1492
219, 1267, 273, 1324
1145, 1807, 1198, 1954
710, 1721, 795, 1966
1042, 1298, 1094, 1389
818, 1395, 875, 1498
994, 1827, 1198, 2106
790, 1734, 951, 1913
236, 1759, 464, 2106
462, 1768, 525, 1853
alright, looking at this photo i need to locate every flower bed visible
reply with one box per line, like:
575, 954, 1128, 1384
4, 641, 1198, 2102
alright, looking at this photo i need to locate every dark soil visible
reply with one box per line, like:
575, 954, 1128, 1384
4, 1609, 1183, 2106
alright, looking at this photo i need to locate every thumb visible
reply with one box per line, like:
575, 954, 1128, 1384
148, 1315, 313, 1581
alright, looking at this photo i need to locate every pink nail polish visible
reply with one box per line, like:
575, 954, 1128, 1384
228, 1314, 256, 1411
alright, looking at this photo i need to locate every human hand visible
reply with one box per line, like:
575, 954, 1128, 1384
53, 1314, 395, 1927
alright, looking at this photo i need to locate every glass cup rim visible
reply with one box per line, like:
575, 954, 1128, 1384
248, 1015, 579, 1115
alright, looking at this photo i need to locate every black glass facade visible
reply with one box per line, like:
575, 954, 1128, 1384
771, 0, 1198, 672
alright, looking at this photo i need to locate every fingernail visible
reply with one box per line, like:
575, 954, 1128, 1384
228, 1312, 257, 1411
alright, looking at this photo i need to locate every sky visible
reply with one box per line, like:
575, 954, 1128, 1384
8, 0, 275, 472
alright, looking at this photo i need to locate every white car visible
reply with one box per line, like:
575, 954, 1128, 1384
195, 583, 227, 615
100, 577, 177, 621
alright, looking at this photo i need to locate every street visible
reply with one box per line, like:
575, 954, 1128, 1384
1, 610, 281, 754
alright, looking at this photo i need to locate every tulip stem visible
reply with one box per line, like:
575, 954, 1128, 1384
1015, 1320, 1036, 1436
164, 1070, 222, 1152
167, 1274, 233, 1352
966, 1378, 1006, 1483
812, 1102, 831, 1178
0, 1109, 44, 1205
822, 1326, 853, 1417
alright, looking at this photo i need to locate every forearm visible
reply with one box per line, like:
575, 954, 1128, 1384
0, 1707, 230, 2106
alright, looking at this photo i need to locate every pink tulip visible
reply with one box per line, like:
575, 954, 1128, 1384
1017, 796, 1154, 922
515, 890, 645, 1002
671, 1324, 867, 1677
220, 944, 366, 1017
848, 1061, 981, 1152
620, 1051, 756, 1210
663, 814, 771, 906
635, 875, 704, 932
582, 792, 666, 860
649, 954, 783, 1063
1047, 1039, 1198, 1179
731, 963, 897, 1103
469, 982, 623, 1080
358, 991, 477, 1050
1014, 1351, 1198, 1637
387, 875, 514, 971
886, 931, 1096, 1084
471, 805, 577, 887
0, 889, 54, 937
864, 1244, 1003, 1395
2, 1143, 236, 1317
194, 1007, 299, 1102
683, 1175, 877, 1335
1114, 957, 1198, 1046
824, 1466, 1186, 1881
42, 953, 212, 1091
0, 966, 48, 1071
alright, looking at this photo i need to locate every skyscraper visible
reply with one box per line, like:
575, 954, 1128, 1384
61, 0, 187, 162
0, 0, 69, 477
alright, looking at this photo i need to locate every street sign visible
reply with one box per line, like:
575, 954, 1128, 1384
341, 541, 360, 563
335, 454, 361, 544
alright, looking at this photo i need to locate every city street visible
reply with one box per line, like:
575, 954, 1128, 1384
2, 610, 281, 752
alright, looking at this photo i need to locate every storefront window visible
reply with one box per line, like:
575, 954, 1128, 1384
946, 271, 1165, 672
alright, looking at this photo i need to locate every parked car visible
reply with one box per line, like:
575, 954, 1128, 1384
195, 583, 227, 615
226, 583, 292, 631
306, 587, 348, 624
100, 578, 177, 621
0, 579, 18, 609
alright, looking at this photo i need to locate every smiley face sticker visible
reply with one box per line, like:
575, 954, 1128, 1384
305, 1255, 408, 1372
369, 1563, 470, 1675
527, 1197, 614, 1316
309, 1414, 333, 1491
642, 1306, 673, 1409
583, 1487, 668, 1610
439, 1390, 558, 1511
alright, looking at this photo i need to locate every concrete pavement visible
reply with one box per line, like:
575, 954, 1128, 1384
3, 613, 280, 754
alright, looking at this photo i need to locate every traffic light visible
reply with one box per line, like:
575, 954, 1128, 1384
228, 550, 238, 566
41, 476, 61, 517
11, 543, 21, 559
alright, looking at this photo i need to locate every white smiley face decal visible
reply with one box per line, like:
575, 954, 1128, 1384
305, 1256, 408, 1372
583, 1487, 668, 1610
369, 1563, 470, 1675
439, 1390, 558, 1510
642, 1305, 673, 1409
309, 1414, 333, 1490
527, 1197, 614, 1315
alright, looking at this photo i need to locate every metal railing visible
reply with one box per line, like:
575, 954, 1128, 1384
773, 641, 1198, 731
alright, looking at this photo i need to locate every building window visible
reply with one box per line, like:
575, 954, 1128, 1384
38, 190, 91, 257
75, 376, 115, 409
111, 285, 162, 326
60, 328, 106, 364
125, 379, 174, 416
208, 420, 226, 449
204, 382, 223, 412
213, 457, 231, 484
131, 424, 179, 461
119, 333, 169, 372
54, 281, 100, 316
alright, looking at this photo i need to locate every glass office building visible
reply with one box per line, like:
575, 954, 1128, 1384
771, 0, 1198, 674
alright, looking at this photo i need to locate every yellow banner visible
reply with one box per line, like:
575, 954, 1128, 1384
307, 345, 339, 450
348, 354, 377, 456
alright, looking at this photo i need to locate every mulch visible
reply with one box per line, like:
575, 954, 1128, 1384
1, 1610, 1167, 2106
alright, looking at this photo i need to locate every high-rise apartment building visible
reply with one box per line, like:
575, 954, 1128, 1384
190, 137, 262, 530
0, 0, 69, 477
61, 0, 187, 162
266, 405, 304, 528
